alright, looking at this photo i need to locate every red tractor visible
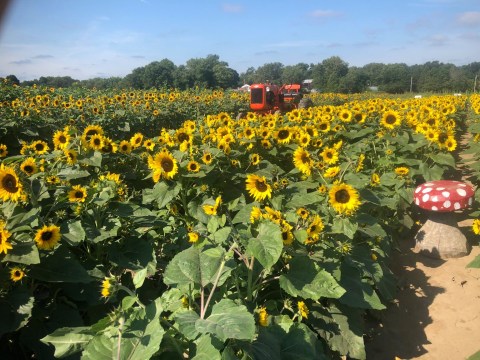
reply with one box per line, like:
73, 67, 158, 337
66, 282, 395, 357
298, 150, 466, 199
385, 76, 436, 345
248, 82, 313, 115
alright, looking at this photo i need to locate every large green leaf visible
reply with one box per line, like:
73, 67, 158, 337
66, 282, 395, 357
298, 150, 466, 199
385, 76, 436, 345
82, 299, 165, 360
246, 221, 283, 270
0, 286, 34, 337
175, 310, 201, 340
143, 181, 181, 208
331, 217, 358, 239
164, 246, 230, 288
195, 299, 255, 341
30, 247, 92, 283
41, 327, 93, 358
337, 261, 386, 310
252, 323, 327, 360
61, 220, 85, 245
192, 334, 221, 360
57, 168, 91, 180
2, 236, 40, 265
279, 257, 346, 300
327, 303, 366, 360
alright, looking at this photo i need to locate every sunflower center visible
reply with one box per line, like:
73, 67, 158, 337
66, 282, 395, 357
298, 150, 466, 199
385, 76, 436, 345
178, 133, 189, 142
325, 151, 333, 159
335, 189, 350, 204
255, 180, 268, 192
59, 135, 67, 143
14, 270, 21, 277
41, 231, 53, 241
161, 159, 174, 172
75, 191, 84, 199
385, 114, 396, 124
310, 225, 317, 232
3, 174, 18, 193
301, 153, 310, 163
35, 144, 45, 151
93, 138, 101, 145
278, 130, 289, 139
190, 163, 197, 171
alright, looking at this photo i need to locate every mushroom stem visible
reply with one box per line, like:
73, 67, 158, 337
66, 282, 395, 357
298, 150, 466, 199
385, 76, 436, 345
414, 212, 470, 259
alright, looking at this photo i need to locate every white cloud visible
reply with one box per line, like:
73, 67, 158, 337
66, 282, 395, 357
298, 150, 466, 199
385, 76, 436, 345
221, 3, 243, 13
457, 11, 480, 26
309, 10, 342, 19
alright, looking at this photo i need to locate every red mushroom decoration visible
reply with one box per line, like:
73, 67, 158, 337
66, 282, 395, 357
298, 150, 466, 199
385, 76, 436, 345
413, 180, 475, 258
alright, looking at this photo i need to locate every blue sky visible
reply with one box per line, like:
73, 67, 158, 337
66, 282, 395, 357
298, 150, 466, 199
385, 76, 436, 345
0, 0, 479, 81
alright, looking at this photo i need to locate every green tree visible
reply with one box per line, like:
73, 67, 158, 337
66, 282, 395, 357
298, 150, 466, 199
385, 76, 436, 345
5, 74, 20, 85
142, 59, 176, 89
379, 63, 410, 93
254, 62, 284, 84
213, 64, 240, 89
281, 63, 310, 84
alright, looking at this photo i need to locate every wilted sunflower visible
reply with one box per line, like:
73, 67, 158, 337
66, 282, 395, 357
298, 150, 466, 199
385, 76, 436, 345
381, 110, 402, 129
119, 140, 132, 154
187, 160, 201, 173
53, 129, 70, 150
328, 183, 361, 215
0, 164, 23, 202
34, 224, 61, 250
293, 147, 313, 176
20, 157, 38, 176
68, 184, 87, 203
246, 174, 272, 202
0, 144, 8, 157
148, 150, 178, 181
10, 267, 25, 282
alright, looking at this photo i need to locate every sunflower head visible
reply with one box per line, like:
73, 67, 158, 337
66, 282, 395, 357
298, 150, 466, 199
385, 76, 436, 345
0, 164, 23, 202
246, 174, 272, 202
328, 183, 361, 216
34, 224, 61, 250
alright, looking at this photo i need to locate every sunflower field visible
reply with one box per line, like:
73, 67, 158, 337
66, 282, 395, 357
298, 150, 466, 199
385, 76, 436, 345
1, 78, 480, 359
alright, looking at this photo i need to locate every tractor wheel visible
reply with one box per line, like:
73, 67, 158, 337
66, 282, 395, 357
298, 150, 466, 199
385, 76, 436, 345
298, 98, 314, 109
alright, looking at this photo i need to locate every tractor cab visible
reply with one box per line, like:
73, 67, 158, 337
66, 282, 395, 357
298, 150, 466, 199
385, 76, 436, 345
249, 83, 282, 113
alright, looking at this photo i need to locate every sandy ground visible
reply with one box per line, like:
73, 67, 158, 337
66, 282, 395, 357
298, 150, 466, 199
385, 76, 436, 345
365, 226, 480, 360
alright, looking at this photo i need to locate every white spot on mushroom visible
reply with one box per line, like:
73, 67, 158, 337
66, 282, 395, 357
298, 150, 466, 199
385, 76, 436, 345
442, 191, 450, 198
469, 198, 473, 205
415, 187, 422, 193
454, 202, 461, 210
422, 194, 430, 202
443, 200, 451, 208
456, 188, 467, 196
415, 198, 420, 206
422, 187, 433, 193
437, 187, 445, 191
431, 206, 438, 211
431, 196, 439, 202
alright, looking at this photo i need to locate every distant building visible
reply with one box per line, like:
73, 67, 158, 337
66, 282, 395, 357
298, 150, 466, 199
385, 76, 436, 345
302, 79, 313, 90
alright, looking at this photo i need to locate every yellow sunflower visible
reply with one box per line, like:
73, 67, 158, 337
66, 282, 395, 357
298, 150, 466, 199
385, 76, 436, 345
250, 153, 261, 166
53, 129, 70, 150
296, 207, 309, 220
0, 164, 23, 202
0, 144, 8, 157
293, 147, 313, 176
148, 150, 178, 181
258, 306, 268, 326
394, 167, 409, 177
306, 214, 324, 241
472, 219, 480, 235
281, 221, 294, 245
324, 166, 340, 178
0, 226, 13, 255
202, 152, 213, 165
370, 173, 381, 186
130, 133, 144, 149
31, 140, 50, 155
275, 127, 293, 144
297, 301, 309, 319
82, 125, 104, 142
246, 174, 272, 202
250, 206, 263, 223
64, 149, 78, 165
380, 110, 402, 129
187, 160, 201, 173
20, 157, 38, 176
68, 184, 87, 203
101, 277, 112, 298
328, 183, 361, 215
203, 195, 222, 216
10, 267, 25, 282
119, 140, 132, 154
320, 147, 339, 165
188, 231, 200, 243
89, 134, 104, 151
34, 224, 61, 250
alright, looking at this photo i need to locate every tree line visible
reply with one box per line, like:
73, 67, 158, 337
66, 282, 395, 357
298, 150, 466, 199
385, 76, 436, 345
5, 54, 480, 94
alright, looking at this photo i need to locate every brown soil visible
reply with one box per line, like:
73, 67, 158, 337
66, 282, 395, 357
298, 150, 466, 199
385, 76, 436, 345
365, 231, 480, 360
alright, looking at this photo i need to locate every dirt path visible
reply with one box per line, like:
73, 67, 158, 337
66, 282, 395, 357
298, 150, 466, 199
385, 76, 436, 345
365, 234, 480, 360
366, 131, 480, 359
